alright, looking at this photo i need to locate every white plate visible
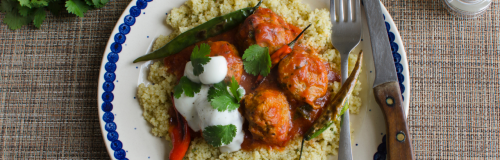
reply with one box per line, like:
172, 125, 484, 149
97, 0, 410, 159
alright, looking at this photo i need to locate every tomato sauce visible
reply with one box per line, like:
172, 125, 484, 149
163, 16, 341, 151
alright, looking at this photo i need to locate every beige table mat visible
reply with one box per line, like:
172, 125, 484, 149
0, 0, 498, 159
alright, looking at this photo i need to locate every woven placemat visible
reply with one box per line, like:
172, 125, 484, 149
0, 0, 498, 159
382, 0, 500, 159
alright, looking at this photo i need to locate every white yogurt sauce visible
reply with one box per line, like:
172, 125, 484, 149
173, 85, 209, 132
183, 61, 201, 83
175, 57, 244, 153
194, 87, 245, 153
199, 56, 228, 84
184, 56, 227, 85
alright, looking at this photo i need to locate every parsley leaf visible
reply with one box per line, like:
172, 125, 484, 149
65, 0, 89, 17
210, 96, 239, 112
203, 124, 237, 147
29, 0, 49, 8
207, 77, 243, 112
173, 76, 202, 99
18, 0, 32, 8
228, 77, 244, 102
33, 7, 46, 28
242, 44, 271, 76
18, 5, 32, 17
207, 82, 229, 101
91, 0, 104, 8
190, 43, 211, 76
3, 10, 31, 30
208, 81, 239, 112
1, 0, 15, 12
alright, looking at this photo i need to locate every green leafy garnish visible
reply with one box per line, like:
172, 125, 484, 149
65, 0, 88, 17
190, 43, 211, 76
33, 7, 46, 28
173, 76, 202, 99
1, 0, 109, 30
207, 76, 243, 112
228, 77, 244, 102
203, 124, 237, 147
242, 44, 272, 76
3, 9, 32, 30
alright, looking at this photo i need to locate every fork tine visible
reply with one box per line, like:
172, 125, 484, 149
346, 0, 352, 21
337, 0, 343, 22
354, 0, 360, 22
330, 0, 336, 22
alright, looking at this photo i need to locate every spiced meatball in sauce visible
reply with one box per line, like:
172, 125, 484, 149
206, 41, 244, 83
163, 40, 243, 83
244, 88, 291, 146
278, 46, 329, 109
237, 7, 302, 55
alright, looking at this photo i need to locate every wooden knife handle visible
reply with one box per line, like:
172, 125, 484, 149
373, 81, 415, 160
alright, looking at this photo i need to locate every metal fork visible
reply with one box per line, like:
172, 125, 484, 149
330, 0, 361, 159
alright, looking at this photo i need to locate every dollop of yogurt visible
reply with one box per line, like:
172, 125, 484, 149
183, 56, 228, 85
199, 56, 228, 84
194, 87, 245, 153
174, 85, 211, 132
175, 58, 245, 152
183, 61, 201, 83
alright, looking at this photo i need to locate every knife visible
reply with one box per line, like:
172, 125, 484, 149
362, 0, 415, 159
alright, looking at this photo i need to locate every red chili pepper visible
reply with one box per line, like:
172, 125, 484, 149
169, 96, 191, 160
271, 45, 292, 67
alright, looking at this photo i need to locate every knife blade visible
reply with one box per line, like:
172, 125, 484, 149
362, 0, 415, 159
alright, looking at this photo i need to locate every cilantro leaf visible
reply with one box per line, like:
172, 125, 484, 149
91, 0, 105, 8
33, 7, 45, 28
3, 10, 31, 30
65, 0, 89, 17
18, 0, 31, 8
211, 96, 239, 112
228, 77, 244, 102
84, 0, 93, 6
207, 81, 239, 112
173, 76, 202, 99
203, 124, 237, 147
29, 0, 49, 8
242, 44, 271, 76
1, 0, 15, 12
207, 82, 229, 101
207, 78, 242, 112
190, 43, 211, 76
18, 5, 32, 16
100, 0, 109, 5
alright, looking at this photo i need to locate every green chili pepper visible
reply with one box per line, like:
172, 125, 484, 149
133, 0, 263, 63
298, 52, 363, 160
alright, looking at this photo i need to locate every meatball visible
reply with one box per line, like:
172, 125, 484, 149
207, 41, 244, 83
244, 88, 291, 145
278, 46, 329, 109
237, 7, 302, 55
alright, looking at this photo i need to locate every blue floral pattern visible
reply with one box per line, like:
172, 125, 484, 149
101, 0, 152, 159
383, 14, 406, 99
373, 135, 387, 160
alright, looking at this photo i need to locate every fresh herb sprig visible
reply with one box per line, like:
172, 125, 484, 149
207, 76, 244, 112
0, 0, 108, 30
173, 76, 202, 99
202, 124, 237, 147
191, 43, 211, 76
242, 44, 272, 76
